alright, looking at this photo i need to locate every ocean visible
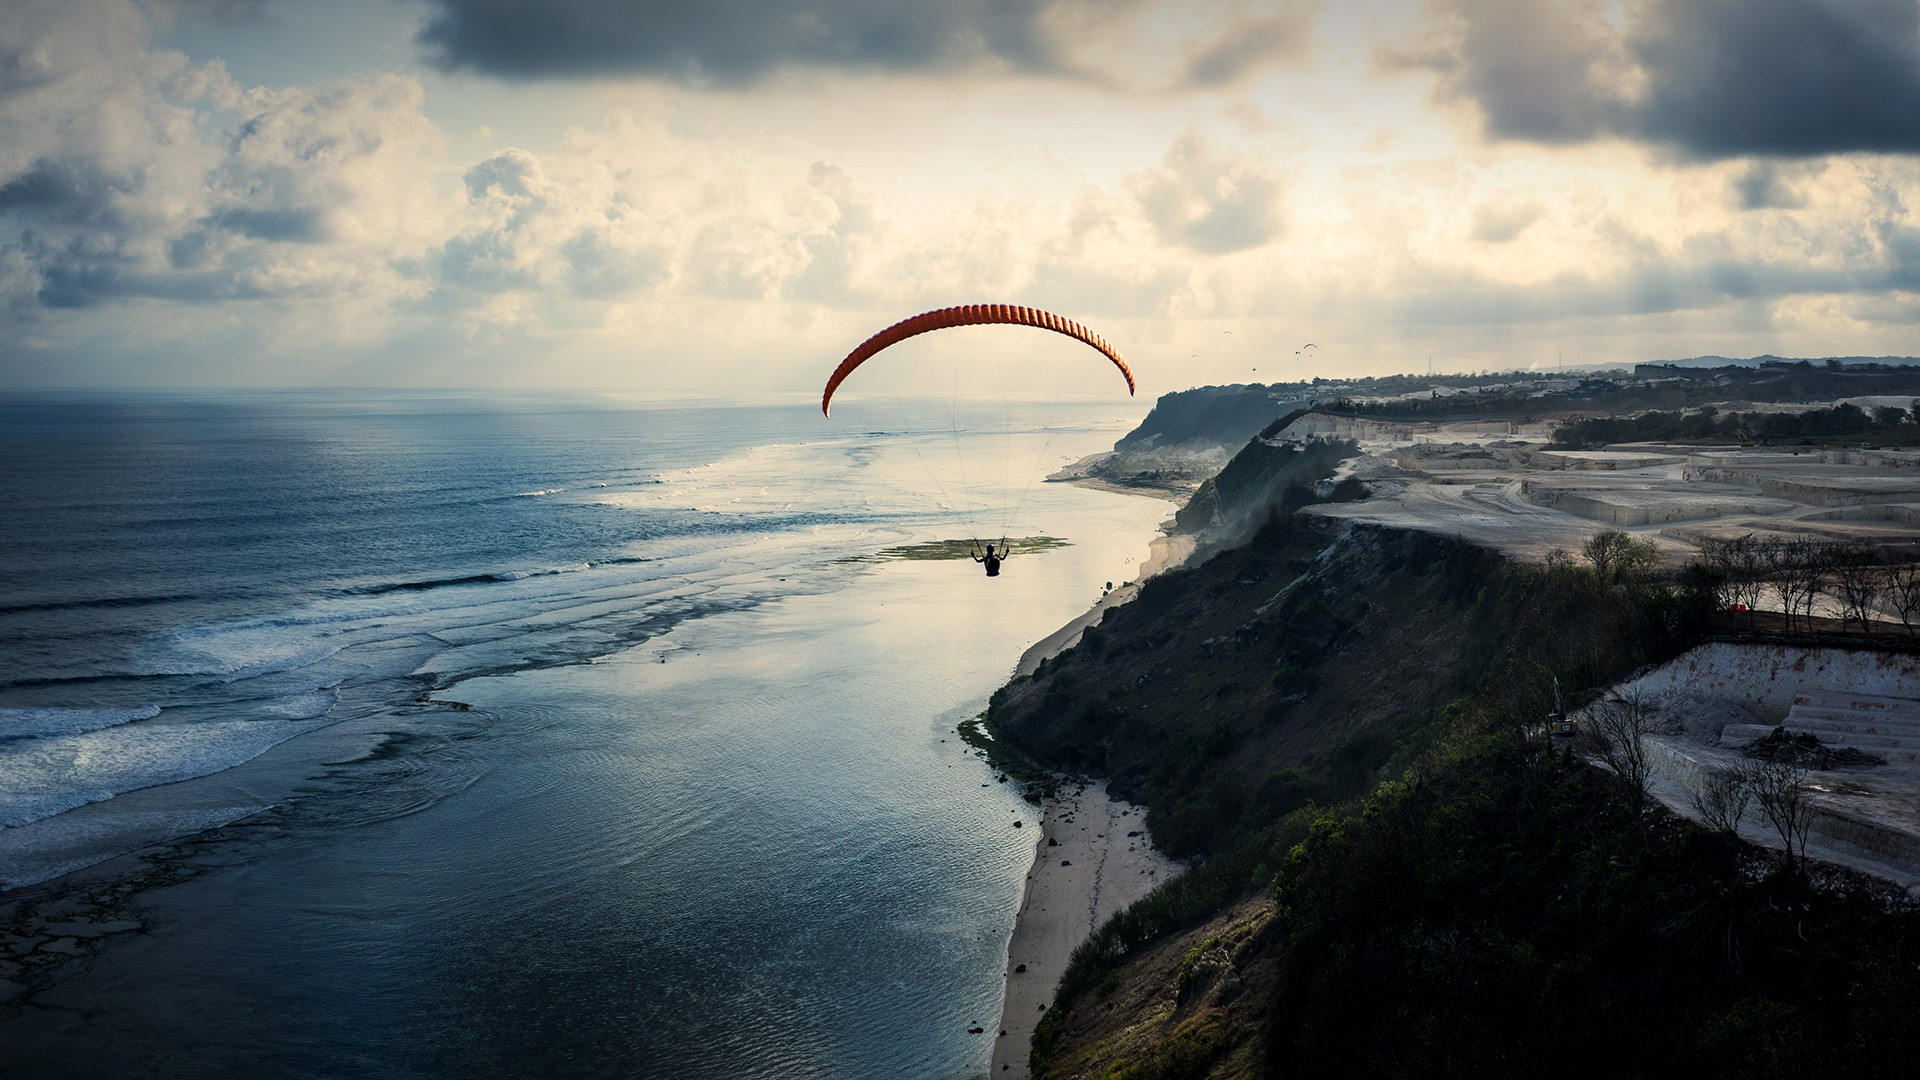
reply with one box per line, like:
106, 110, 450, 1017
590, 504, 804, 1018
0, 389, 1169, 1078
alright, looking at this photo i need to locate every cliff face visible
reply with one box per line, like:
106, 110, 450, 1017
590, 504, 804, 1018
1169, 427, 1355, 546
1073, 388, 1315, 497
1114, 387, 1309, 455
988, 406, 1920, 1078
988, 518, 1495, 859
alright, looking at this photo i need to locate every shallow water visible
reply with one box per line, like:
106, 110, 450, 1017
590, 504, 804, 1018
0, 390, 1168, 1078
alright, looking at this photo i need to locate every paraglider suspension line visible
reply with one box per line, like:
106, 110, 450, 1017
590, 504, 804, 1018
938, 369, 987, 548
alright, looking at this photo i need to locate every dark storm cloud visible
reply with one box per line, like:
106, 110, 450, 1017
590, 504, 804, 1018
1731, 162, 1810, 210
1408, 0, 1920, 158
1394, 0, 1620, 144
205, 205, 329, 242
0, 159, 135, 228
36, 263, 264, 308
1392, 229, 1920, 328
143, 0, 269, 17
416, 0, 1070, 83
1629, 0, 1920, 157
0, 43, 58, 98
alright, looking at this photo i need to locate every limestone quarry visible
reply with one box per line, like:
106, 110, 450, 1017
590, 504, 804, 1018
1284, 412, 1920, 563
1271, 410, 1920, 890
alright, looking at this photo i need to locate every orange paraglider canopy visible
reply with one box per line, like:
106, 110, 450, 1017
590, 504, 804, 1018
821, 304, 1135, 417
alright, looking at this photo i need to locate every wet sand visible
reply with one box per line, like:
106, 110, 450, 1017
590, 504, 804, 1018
990, 781, 1184, 1079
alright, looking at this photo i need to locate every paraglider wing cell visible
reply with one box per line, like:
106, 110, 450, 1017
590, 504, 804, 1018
821, 304, 1136, 416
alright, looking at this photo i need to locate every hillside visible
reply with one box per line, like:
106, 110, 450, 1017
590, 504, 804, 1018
990, 520, 1501, 858
1114, 387, 1313, 454
1061, 387, 1313, 496
988, 387, 1920, 1078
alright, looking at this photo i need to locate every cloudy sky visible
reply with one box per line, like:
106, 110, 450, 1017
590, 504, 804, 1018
3, 0, 1918, 393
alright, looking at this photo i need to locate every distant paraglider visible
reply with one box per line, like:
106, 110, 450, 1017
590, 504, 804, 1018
821, 304, 1134, 416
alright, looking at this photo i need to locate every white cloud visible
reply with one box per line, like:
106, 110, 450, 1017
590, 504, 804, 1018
1128, 131, 1288, 254
3, 0, 1918, 390
0, 0, 446, 366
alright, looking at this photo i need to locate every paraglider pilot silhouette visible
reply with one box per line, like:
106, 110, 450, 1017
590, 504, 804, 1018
971, 541, 1012, 577
821, 304, 1135, 579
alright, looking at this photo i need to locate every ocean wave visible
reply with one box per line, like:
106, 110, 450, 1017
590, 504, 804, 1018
257, 689, 338, 721
514, 488, 566, 498
492, 563, 592, 582
0, 704, 161, 741
0, 592, 203, 616
352, 563, 594, 597
137, 635, 349, 681
0, 716, 328, 829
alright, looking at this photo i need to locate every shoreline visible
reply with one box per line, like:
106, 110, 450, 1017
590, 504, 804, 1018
991, 490, 1196, 1077
1044, 453, 1202, 506
989, 780, 1184, 1079
1015, 523, 1193, 680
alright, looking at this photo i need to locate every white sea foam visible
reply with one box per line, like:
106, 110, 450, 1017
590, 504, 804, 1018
258, 689, 337, 721
0, 704, 161, 741
8, 412, 1128, 893
0, 717, 329, 828
494, 563, 591, 581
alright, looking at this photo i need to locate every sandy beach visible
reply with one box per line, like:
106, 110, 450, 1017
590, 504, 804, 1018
990, 780, 1185, 1078
990, 479, 1197, 1075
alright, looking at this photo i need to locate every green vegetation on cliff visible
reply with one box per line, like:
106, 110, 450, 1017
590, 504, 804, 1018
988, 484, 1920, 1077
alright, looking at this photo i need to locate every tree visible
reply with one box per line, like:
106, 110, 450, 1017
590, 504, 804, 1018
1737, 757, 1812, 867
1688, 767, 1751, 835
1761, 539, 1835, 631
1829, 542, 1885, 635
1583, 529, 1658, 585
1696, 534, 1767, 622
1887, 560, 1920, 641
1589, 692, 1656, 811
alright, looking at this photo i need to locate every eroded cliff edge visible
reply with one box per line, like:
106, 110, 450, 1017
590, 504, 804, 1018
986, 390, 1920, 1078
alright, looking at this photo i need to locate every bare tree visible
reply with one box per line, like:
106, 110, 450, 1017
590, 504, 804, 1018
1761, 539, 1837, 631
1829, 542, 1885, 635
1694, 538, 1734, 608
1885, 560, 1920, 641
1725, 535, 1767, 625
1737, 757, 1812, 866
1688, 768, 1751, 835
1589, 692, 1655, 811
1761, 541, 1808, 631
1801, 540, 1848, 626
1698, 534, 1765, 617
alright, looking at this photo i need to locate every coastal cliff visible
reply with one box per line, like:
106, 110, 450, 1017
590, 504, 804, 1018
987, 396, 1920, 1077
1060, 386, 1313, 497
